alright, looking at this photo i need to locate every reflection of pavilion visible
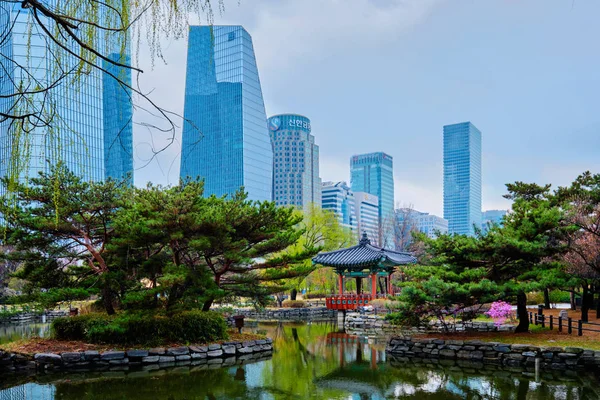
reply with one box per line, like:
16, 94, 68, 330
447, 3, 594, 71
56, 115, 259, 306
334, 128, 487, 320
316, 332, 390, 398
313, 233, 416, 310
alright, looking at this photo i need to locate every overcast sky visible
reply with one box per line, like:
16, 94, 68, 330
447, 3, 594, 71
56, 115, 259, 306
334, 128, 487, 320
133, 0, 600, 216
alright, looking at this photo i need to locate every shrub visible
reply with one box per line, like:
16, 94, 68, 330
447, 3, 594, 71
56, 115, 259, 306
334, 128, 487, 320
51, 311, 228, 345
52, 314, 110, 340
485, 300, 513, 326
304, 293, 326, 300
282, 300, 306, 308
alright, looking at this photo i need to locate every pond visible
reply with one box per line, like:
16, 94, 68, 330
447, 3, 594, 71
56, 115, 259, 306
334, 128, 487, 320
1, 320, 600, 399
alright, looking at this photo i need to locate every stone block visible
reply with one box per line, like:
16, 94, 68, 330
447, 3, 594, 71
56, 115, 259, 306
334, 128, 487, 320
522, 351, 537, 357
470, 351, 484, 360
242, 341, 256, 347
557, 353, 579, 359
34, 353, 62, 364
101, 351, 125, 361
191, 352, 207, 360
159, 356, 175, 363
208, 344, 222, 351
127, 350, 149, 359
142, 356, 160, 364
222, 345, 236, 355
83, 351, 100, 361
238, 347, 253, 354
439, 349, 456, 358
565, 347, 584, 354
207, 350, 223, 358
166, 347, 189, 356
176, 355, 191, 361
493, 345, 511, 353
189, 346, 208, 353
61, 352, 82, 363
149, 348, 165, 355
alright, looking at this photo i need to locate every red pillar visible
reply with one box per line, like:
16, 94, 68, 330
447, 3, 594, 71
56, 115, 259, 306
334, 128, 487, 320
338, 274, 344, 295
371, 273, 377, 297
370, 347, 377, 370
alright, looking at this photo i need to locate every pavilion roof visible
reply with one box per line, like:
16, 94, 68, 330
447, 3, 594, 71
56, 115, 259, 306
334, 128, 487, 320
312, 233, 417, 269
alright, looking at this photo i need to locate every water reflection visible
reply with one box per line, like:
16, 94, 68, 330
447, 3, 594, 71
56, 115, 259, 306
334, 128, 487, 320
1, 321, 599, 399
0, 322, 50, 344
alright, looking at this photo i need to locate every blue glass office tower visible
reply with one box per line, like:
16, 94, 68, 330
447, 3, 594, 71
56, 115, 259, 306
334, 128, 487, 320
180, 26, 273, 201
350, 152, 395, 246
0, 3, 133, 185
269, 114, 320, 208
443, 122, 482, 236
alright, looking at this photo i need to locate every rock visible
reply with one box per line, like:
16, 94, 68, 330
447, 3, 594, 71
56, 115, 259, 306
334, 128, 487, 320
222, 345, 236, 355
149, 348, 165, 355
127, 350, 149, 359
208, 344, 222, 351
191, 352, 207, 360
469, 351, 484, 360
207, 350, 223, 358
242, 341, 256, 347
34, 353, 62, 364
158, 356, 175, 363
101, 351, 125, 361
142, 356, 160, 364
189, 346, 208, 353
439, 349, 456, 358
559, 310, 568, 319
557, 353, 579, 359
237, 347, 253, 354
493, 345, 511, 353
166, 347, 189, 356
176, 355, 191, 361
565, 347, 584, 354
83, 351, 100, 361
61, 352, 82, 363
522, 351, 537, 357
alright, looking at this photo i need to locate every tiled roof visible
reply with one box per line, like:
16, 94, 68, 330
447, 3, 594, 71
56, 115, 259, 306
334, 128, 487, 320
312, 233, 417, 268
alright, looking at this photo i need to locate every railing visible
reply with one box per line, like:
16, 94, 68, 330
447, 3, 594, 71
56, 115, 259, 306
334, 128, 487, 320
326, 294, 373, 310
528, 311, 600, 336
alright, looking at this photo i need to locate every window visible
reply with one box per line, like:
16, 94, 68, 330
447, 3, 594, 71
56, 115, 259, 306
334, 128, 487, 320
228, 32, 236, 41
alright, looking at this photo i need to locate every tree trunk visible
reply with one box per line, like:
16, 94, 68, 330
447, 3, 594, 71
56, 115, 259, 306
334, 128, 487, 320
570, 290, 577, 310
378, 277, 384, 295
581, 285, 591, 323
514, 291, 529, 333
543, 287, 551, 309
596, 289, 600, 319
102, 283, 115, 315
202, 298, 214, 311
290, 288, 297, 301
355, 277, 362, 294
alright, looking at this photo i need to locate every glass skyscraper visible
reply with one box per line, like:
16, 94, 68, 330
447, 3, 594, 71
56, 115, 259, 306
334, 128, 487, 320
443, 121, 482, 236
269, 114, 320, 208
321, 181, 356, 233
180, 26, 273, 201
0, 3, 133, 185
350, 152, 395, 246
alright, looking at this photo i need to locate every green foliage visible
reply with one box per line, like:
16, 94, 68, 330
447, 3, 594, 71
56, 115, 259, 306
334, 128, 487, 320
51, 311, 228, 345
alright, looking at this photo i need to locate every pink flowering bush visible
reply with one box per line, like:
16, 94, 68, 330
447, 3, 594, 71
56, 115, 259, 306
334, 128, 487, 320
485, 300, 513, 326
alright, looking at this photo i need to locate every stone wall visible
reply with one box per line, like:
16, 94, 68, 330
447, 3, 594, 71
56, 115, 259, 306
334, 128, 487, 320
234, 307, 335, 320
386, 337, 599, 370
0, 339, 273, 374
344, 313, 514, 334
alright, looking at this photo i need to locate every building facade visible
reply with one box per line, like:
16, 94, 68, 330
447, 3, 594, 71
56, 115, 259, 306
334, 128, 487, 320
443, 122, 482, 236
350, 152, 394, 246
0, 3, 133, 185
269, 114, 320, 208
180, 25, 272, 201
353, 192, 380, 243
395, 208, 448, 250
321, 181, 356, 232
481, 209, 508, 232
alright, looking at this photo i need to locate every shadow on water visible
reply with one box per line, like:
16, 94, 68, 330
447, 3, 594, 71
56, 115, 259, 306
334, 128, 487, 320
1, 320, 600, 399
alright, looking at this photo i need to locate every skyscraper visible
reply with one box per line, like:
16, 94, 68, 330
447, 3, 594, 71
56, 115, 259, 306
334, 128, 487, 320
481, 209, 508, 233
443, 121, 482, 236
269, 114, 320, 208
395, 208, 448, 250
180, 25, 273, 201
353, 192, 379, 242
321, 181, 356, 232
0, 3, 133, 185
350, 152, 394, 246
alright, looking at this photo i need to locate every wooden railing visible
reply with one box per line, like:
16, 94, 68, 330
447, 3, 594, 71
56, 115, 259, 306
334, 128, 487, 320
528, 311, 600, 336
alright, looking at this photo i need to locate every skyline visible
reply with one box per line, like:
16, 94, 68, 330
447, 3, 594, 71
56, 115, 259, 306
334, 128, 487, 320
134, 0, 600, 216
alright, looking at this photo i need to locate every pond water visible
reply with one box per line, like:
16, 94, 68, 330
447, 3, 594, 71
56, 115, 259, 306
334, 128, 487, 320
0, 321, 50, 345
1, 320, 600, 399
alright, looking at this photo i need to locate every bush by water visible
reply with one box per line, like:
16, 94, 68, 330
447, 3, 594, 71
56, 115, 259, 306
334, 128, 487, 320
51, 311, 228, 345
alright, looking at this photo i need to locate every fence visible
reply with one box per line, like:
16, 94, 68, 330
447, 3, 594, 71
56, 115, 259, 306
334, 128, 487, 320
528, 311, 600, 336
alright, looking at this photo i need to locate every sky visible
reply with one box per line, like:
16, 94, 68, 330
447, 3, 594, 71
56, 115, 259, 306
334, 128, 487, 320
133, 0, 600, 216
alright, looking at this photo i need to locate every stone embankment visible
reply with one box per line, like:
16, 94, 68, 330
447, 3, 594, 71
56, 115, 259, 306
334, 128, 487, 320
234, 307, 335, 320
387, 337, 599, 370
345, 313, 514, 333
0, 310, 68, 324
0, 339, 273, 374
